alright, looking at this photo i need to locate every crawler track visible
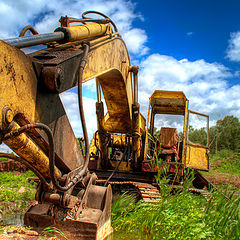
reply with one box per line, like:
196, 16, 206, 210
105, 181, 161, 203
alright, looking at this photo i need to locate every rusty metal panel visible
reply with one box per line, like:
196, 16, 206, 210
24, 184, 112, 240
0, 41, 37, 128
35, 90, 84, 171
139, 113, 146, 135
151, 90, 187, 101
31, 37, 133, 134
182, 100, 189, 165
84, 38, 133, 133
99, 69, 132, 133
159, 127, 178, 148
185, 143, 209, 171
151, 90, 187, 115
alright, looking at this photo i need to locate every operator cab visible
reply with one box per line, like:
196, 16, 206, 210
143, 90, 209, 172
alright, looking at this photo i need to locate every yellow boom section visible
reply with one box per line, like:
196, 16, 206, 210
83, 37, 133, 133
0, 18, 134, 180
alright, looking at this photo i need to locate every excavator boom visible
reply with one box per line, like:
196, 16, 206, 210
0, 11, 139, 239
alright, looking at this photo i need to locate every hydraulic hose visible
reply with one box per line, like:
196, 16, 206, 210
82, 11, 118, 33
2, 44, 90, 192
75, 43, 90, 181
19, 26, 39, 37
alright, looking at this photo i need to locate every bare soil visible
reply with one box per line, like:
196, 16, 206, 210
206, 174, 240, 189
203, 156, 240, 189
0, 226, 60, 239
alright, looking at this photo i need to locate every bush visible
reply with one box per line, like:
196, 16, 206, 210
213, 149, 235, 159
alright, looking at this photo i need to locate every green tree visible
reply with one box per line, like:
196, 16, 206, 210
215, 115, 240, 153
188, 125, 207, 146
209, 125, 217, 154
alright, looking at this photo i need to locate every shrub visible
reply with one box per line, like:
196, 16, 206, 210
213, 149, 235, 159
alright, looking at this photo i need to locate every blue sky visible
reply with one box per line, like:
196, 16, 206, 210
135, 0, 239, 62
1, 0, 240, 139
134, 0, 240, 85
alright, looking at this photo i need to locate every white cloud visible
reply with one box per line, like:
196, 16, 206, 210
60, 90, 97, 139
60, 84, 107, 139
187, 32, 194, 36
0, 1, 48, 38
122, 28, 149, 55
226, 31, 240, 62
84, 79, 97, 93
59, 54, 238, 138
138, 54, 237, 124
1, 0, 240, 143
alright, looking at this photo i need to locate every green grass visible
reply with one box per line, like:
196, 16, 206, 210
38, 226, 67, 240
0, 171, 37, 214
112, 149, 240, 240
0, 156, 11, 161
112, 186, 240, 240
208, 151, 240, 176
214, 158, 240, 175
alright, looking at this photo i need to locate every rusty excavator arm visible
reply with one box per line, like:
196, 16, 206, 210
0, 11, 139, 239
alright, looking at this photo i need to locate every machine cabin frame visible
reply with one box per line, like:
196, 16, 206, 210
145, 90, 209, 171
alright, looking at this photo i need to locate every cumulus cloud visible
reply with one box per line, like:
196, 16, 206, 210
1, 0, 239, 143
60, 90, 97, 138
138, 54, 237, 125
226, 31, 240, 62
187, 32, 194, 36
59, 54, 238, 137
0, 0, 148, 55
60, 85, 107, 139
122, 28, 149, 55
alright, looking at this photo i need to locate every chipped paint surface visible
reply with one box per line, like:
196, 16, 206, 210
186, 144, 209, 171
0, 41, 37, 128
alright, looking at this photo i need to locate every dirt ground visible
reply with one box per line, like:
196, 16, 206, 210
206, 175, 240, 189
0, 226, 58, 240
203, 157, 240, 189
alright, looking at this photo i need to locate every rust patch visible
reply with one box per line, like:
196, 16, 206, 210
4, 57, 18, 94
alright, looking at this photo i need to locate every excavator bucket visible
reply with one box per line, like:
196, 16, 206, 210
25, 183, 112, 240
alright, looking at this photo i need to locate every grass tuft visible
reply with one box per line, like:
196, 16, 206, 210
0, 171, 37, 214
112, 187, 240, 240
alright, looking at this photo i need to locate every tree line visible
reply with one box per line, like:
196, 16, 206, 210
188, 115, 240, 154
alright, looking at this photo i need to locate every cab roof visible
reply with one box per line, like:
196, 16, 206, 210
150, 90, 187, 115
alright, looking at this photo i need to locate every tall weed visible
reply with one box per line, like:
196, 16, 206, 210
112, 142, 240, 240
112, 187, 240, 239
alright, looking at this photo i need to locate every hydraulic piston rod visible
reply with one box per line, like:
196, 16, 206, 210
3, 23, 109, 49
4, 32, 65, 48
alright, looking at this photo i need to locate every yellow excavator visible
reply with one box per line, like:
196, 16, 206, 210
0, 11, 211, 239
89, 89, 211, 201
